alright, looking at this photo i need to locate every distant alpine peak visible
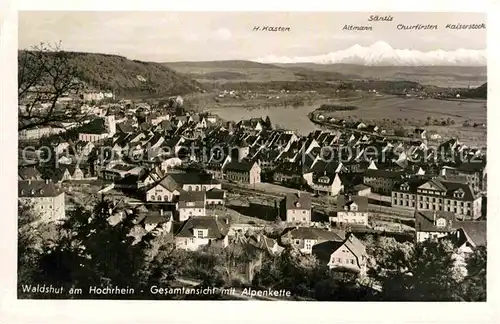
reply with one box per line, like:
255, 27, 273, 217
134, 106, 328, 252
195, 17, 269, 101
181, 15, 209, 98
369, 41, 393, 51
252, 41, 486, 66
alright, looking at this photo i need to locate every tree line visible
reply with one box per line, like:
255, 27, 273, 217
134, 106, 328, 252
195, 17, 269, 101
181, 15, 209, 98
19, 199, 486, 301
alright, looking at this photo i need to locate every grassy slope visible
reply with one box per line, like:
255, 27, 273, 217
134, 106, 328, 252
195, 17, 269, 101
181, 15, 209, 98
20, 51, 204, 97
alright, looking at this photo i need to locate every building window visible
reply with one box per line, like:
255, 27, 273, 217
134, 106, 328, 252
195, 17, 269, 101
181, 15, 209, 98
197, 230, 204, 238
350, 259, 355, 265
337, 258, 342, 263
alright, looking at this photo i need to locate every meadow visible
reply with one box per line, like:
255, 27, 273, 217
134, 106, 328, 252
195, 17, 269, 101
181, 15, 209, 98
317, 95, 487, 148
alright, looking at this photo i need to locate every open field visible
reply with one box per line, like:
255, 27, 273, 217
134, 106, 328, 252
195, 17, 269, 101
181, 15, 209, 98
315, 95, 487, 148
164, 60, 486, 87
276, 63, 487, 88
164, 60, 299, 83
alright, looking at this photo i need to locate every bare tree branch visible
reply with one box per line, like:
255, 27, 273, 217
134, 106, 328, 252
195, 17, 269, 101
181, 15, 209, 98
18, 42, 86, 131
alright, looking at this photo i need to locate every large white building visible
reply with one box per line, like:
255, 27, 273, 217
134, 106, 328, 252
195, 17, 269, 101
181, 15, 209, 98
18, 180, 66, 222
78, 115, 116, 142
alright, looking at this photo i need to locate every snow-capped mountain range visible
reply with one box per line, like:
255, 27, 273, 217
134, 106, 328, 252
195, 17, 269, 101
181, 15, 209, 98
252, 41, 486, 66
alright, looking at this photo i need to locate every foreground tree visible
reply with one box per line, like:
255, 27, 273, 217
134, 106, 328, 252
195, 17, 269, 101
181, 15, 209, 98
18, 42, 83, 130
252, 247, 373, 300
369, 237, 483, 301
18, 199, 180, 299
460, 246, 487, 301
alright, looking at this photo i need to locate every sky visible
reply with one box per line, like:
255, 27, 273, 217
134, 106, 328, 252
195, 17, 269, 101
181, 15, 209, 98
18, 11, 487, 62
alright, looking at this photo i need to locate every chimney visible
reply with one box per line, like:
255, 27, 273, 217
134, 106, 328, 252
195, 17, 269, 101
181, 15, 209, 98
215, 214, 218, 220
28, 180, 32, 185
160, 209, 163, 216
297, 191, 300, 198
433, 211, 437, 224
45, 179, 49, 184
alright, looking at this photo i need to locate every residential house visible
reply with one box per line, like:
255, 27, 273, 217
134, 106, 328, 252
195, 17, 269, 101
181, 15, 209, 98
101, 164, 143, 181
18, 166, 42, 181
331, 195, 369, 226
177, 191, 206, 221
450, 221, 486, 254
54, 142, 70, 155
415, 210, 456, 242
363, 169, 403, 195
414, 128, 427, 140
206, 114, 218, 124
273, 162, 305, 184
52, 164, 85, 183
282, 192, 312, 223
307, 172, 343, 196
142, 209, 173, 234
138, 167, 166, 188
174, 216, 230, 251
146, 175, 181, 202
350, 184, 371, 196
236, 118, 264, 131
281, 227, 345, 254
224, 160, 261, 184
312, 233, 368, 276
170, 172, 222, 192
18, 180, 66, 222
206, 188, 226, 206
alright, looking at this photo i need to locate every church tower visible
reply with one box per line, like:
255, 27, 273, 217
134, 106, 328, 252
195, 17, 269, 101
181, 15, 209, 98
105, 115, 116, 136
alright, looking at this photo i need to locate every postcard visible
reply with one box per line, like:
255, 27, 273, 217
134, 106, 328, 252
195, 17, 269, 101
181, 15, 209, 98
1, 5, 494, 324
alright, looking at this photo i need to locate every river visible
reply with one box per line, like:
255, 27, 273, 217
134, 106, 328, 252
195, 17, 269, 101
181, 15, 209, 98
207, 103, 321, 135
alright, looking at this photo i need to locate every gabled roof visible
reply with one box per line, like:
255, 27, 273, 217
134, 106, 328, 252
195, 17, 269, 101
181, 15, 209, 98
415, 210, 456, 233
311, 233, 367, 263
19, 180, 63, 197
422, 178, 477, 200
78, 118, 107, 134
18, 166, 42, 180
224, 160, 257, 173
452, 221, 486, 247
206, 188, 225, 200
393, 178, 430, 192
178, 191, 206, 208
52, 164, 81, 182
364, 169, 403, 179
336, 195, 368, 212
284, 227, 345, 241
284, 192, 312, 210
116, 122, 134, 133
169, 172, 220, 186
175, 216, 229, 239
312, 172, 338, 186
144, 211, 173, 225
